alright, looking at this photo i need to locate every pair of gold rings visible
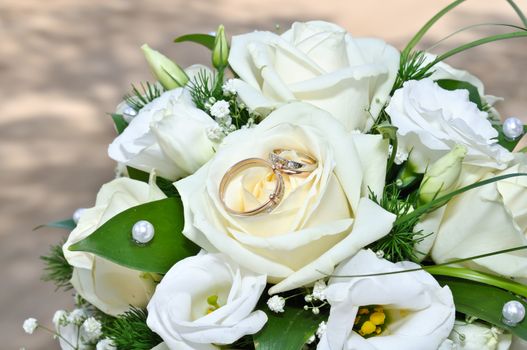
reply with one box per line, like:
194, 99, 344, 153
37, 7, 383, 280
219, 149, 318, 216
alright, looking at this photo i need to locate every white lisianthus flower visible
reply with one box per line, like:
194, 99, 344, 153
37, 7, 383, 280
386, 78, 512, 172
176, 102, 395, 294
63, 175, 165, 316
417, 154, 527, 279
228, 21, 400, 132
147, 253, 268, 350
440, 321, 512, 350
426, 53, 503, 121
108, 65, 218, 180
318, 249, 455, 350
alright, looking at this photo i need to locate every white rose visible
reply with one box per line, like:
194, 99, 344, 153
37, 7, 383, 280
318, 249, 455, 350
443, 321, 512, 350
108, 65, 217, 180
176, 102, 395, 294
228, 21, 400, 131
63, 175, 165, 316
420, 155, 527, 278
146, 253, 267, 350
386, 78, 512, 172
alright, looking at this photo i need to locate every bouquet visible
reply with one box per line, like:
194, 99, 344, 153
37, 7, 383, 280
25, 1, 527, 349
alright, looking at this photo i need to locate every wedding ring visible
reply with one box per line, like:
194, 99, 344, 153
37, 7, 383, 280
269, 149, 318, 174
219, 158, 285, 216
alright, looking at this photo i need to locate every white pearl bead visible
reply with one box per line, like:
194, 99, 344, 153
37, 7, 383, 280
503, 117, 524, 140
132, 220, 155, 244
73, 208, 87, 224
122, 106, 138, 123
502, 300, 525, 326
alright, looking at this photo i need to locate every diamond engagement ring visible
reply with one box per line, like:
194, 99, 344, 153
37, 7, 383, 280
269, 149, 318, 174
219, 158, 285, 216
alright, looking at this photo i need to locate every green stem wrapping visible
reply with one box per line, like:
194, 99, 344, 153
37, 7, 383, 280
402, 0, 466, 57
426, 266, 527, 298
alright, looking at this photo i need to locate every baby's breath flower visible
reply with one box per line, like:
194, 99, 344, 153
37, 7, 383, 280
222, 79, 237, 95
267, 295, 286, 313
316, 321, 327, 338
67, 308, 87, 325
82, 317, 102, 341
312, 280, 327, 301
52, 310, 68, 327
96, 338, 117, 350
23, 318, 38, 334
210, 100, 231, 119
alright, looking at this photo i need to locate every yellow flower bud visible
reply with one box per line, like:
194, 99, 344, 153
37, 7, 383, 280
419, 144, 467, 204
141, 44, 188, 90
212, 25, 229, 70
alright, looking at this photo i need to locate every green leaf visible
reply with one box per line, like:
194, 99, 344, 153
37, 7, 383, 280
402, 0, 466, 57
506, 0, 527, 28
427, 266, 527, 298
437, 276, 527, 340
127, 167, 179, 198
174, 33, 215, 50
111, 114, 128, 135
436, 79, 483, 109
423, 31, 527, 73
395, 173, 527, 227
69, 198, 199, 273
34, 218, 76, 231
254, 305, 321, 350
495, 124, 527, 151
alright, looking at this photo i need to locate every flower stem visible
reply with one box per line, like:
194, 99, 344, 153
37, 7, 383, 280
37, 325, 78, 350
426, 266, 527, 298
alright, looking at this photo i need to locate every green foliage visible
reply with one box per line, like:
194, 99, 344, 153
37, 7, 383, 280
41, 241, 73, 291
392, 50, 433, 93
173, 33, 216, 50
368, 184, 429, 263
111, 114, 128, 135
69, 198, 200, 274
188, 69, 223, 111
436, 276, 527, 340
127, 166, 180, 197
124, 82, 164, 112
34, 218, 76, 231
103, 308, 162, 350
254, 303, 322, 350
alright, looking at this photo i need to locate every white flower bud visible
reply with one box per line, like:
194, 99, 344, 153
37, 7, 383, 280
52, 310, 67, 327
212, 25, 229, 70
141, 44, 189, 89
419, 144, 467, 204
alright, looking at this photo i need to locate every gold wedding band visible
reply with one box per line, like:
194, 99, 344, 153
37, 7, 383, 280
219, 158, 285, 216
269, 149, 318, 174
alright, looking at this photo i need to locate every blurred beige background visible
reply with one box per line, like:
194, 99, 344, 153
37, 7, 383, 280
1, 0, 526, 348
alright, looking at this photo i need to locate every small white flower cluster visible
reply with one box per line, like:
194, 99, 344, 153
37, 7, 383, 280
205, 98, 236, 143
304, 280, 328, 315
267, 295, 286, 313
24, 305, 114, 350
305, 321, 327, 346
388, 144, 409, 165
222, 79, 237, 96
23, 318, 38, 335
